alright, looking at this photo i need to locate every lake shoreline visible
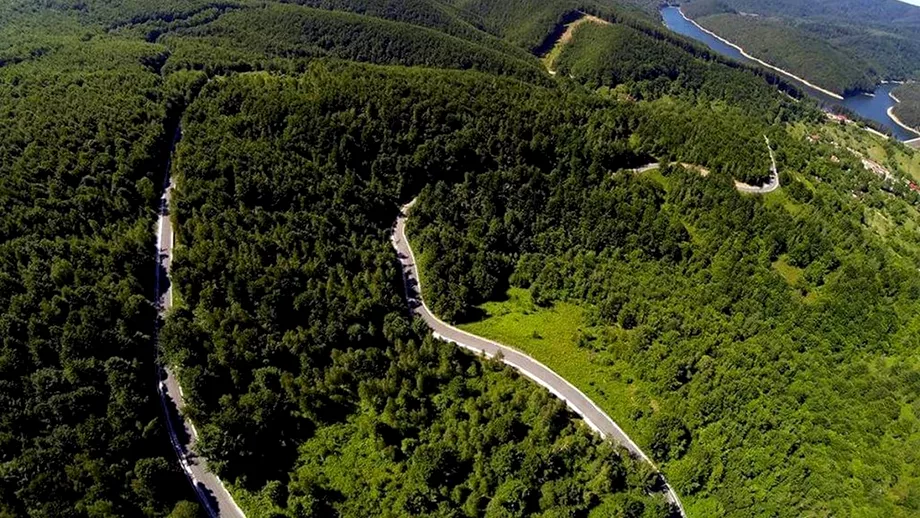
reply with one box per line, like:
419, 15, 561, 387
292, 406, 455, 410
886, 91, 920, 137
676, 7, 845, 100
663, 6, 917, 141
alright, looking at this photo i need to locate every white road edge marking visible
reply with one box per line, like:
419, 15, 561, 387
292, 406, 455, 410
393, 203, 687, 517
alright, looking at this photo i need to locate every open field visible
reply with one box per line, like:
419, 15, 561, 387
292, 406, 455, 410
459, 288, 644, 438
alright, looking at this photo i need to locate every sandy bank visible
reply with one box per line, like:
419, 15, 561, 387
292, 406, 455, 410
886, 91, 920, 138
886, 106, 920, 138
677, 8, 844, 100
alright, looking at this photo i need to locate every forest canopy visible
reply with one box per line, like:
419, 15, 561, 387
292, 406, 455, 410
681, 0, 920, 95
0, 10, 198, 518
162, 65, 684, 516
892, 83, 920, 133
2, 0, 919, 517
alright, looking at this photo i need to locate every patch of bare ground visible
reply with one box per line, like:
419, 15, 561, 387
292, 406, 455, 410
679, 162, 710, 176
542, 12, 610, 73
559, 14, 609, 44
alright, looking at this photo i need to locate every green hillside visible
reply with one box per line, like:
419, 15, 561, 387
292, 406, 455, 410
681, 0, 920, 99
410, 117, 920, 516
686, 13, 876, 95
161, 3, 548, 81
893, 83, 920, 134
2, 0, 920, 517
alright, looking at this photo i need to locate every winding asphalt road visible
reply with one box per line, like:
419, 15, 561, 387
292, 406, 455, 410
154, 127, 245, 518
391, 200, 686, 516
734, 135, 780, 194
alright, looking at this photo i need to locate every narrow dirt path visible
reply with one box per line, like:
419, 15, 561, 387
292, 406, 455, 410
543, 12, 611, 74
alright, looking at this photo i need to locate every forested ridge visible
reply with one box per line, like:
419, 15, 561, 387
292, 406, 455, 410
410, 112, 920, 516
1, 0, 919, 516
163, 66, 680, 516
893, 83, 920, 133
161, 3, 549, 82
680, 0, 920, 96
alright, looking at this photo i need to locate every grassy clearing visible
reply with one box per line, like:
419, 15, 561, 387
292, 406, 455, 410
772, 254, 803, 286
460, 287, 583, 367
763, 187, 805, 216
772, 254, 822, 304
866, 208, 894, 237
541, 13, 610, 72
638, 166, 669, 191
541, 41, 565, 72
795, 120, 920, 182
458, 288, 644, 431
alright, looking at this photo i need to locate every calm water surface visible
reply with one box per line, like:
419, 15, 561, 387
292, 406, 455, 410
660, 6, 918, 141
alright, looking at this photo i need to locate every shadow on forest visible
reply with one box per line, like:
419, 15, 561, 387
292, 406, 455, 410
452, 306, 487, 324
156, 259, 171, 305
533, 10, 588, 56
622, 153, 659, 170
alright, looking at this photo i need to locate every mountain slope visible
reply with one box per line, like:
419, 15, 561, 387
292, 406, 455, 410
892, 83, 920, 133
162, 3, 548, 82
3, 0, 920, 517
681, 0, 920, 91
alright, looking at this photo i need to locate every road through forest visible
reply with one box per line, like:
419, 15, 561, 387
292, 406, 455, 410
154, 126, 246, 518
153, 125, 773, 516
391, 201, 687, 516
734, 135, 780, 194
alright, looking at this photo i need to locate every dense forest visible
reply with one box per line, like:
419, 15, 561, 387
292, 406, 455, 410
681, 0, 920, 94
160, 3, 550, 81
409, 116, 920, 516
893, 83, 920, 133
677, 11, 876, 95
2, 0, 919, 516
162, 66, 680, 516
0, 0, 691, 516
280, 0, 634, 54
0, 7, 200, 518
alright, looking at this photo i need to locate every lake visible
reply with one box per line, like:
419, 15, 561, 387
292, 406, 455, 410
660, 6, 918, 141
